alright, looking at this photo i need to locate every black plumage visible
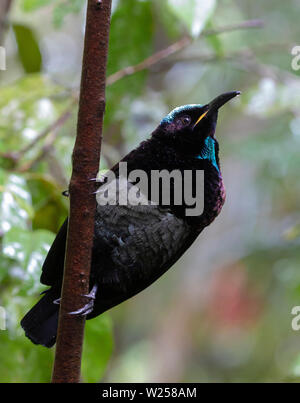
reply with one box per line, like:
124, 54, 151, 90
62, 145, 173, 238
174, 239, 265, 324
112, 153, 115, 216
21, 91, 240, 347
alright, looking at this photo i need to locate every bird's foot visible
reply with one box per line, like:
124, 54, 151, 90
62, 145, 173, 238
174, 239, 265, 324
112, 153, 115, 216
68, 283, 98, 316
68, 299, 94, 316
53, 297, 94, 315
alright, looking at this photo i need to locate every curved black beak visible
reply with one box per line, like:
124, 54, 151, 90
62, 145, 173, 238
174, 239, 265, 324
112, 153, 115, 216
193, 91, 240, 129
208, 91, 241, 113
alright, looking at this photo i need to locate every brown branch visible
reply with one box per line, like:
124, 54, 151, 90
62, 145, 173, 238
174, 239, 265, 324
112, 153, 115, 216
51, 0, 112, 383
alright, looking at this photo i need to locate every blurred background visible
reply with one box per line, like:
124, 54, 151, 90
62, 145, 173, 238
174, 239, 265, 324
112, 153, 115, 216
0, 0, 300, 383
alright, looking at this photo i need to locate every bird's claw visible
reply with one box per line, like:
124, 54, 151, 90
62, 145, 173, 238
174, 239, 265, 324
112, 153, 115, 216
68, 299, 94, 316
53, 296, 93, 316
82, 291, 96, 300
91, 189, 100, 195
68, 284, 98, 316
89, 177, 104, 195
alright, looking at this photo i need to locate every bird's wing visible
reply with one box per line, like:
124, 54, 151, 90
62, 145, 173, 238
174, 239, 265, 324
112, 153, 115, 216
89, 200, 194, 315
41, 178, 196, 298
40, 219, 68, 286
97, 204, 190, 272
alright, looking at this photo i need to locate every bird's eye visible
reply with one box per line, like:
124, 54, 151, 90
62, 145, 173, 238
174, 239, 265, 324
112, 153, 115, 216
179, 115, 191, 126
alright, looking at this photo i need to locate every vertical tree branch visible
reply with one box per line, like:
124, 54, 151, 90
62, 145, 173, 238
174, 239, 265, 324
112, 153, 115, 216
51, 0, 112, 383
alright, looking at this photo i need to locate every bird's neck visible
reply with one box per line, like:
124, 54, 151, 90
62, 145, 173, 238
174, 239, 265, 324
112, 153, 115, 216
195, 136, 219, 173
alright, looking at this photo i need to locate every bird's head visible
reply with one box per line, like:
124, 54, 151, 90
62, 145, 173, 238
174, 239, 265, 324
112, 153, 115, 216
155, 91, 240, 156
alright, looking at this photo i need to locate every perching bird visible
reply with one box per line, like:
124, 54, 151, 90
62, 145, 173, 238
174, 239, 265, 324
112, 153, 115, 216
21, 91, 240, 347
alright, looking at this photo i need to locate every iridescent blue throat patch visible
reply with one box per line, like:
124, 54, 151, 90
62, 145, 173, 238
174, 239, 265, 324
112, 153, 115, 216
196, 136, 219, 172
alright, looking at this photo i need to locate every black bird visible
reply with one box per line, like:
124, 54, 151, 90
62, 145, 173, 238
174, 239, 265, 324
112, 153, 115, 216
21, 91, 240, 347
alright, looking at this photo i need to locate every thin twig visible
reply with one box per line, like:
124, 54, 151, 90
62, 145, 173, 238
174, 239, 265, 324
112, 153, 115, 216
1, 99, 76, 164
2, 19, 264, 169
18, 130, 61, 173
202, 19, 264, 36
106, 36, 191, 85
167, 44, 298, 85
156, 43, 291, 73
107, 19, 263, 85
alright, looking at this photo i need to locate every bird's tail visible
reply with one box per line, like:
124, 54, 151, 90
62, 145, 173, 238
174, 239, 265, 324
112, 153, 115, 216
20, 288, 60, 348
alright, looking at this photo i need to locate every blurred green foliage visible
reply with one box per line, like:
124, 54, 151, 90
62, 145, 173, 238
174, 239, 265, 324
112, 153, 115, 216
0, 0, 300, 383
21, 0, 84, 27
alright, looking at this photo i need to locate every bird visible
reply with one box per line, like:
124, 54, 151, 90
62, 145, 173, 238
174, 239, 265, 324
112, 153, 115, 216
21, 91, 240, 347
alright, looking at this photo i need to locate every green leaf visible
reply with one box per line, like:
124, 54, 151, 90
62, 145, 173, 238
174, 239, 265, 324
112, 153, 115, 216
82, 314, 114, 382
168, 0, 217, 37
2, 228, 55, 294
12, 24, 42, 73
21, 0, 54, 11
0, 171, 33, 234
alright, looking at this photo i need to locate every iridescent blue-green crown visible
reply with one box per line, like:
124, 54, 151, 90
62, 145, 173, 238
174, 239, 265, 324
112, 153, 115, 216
161, 104, 203, 124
